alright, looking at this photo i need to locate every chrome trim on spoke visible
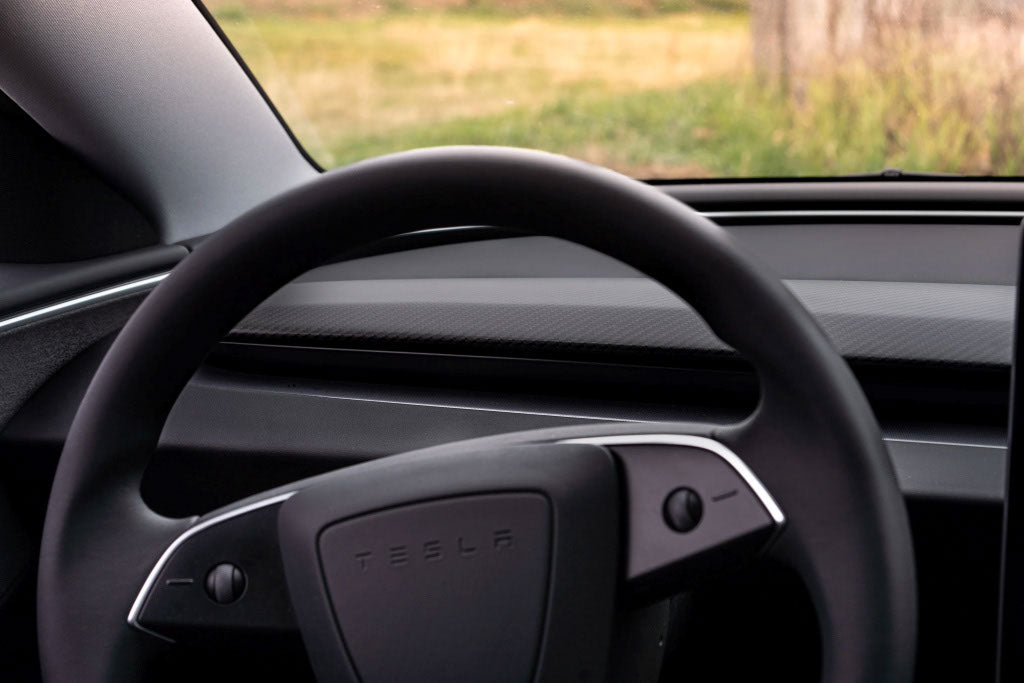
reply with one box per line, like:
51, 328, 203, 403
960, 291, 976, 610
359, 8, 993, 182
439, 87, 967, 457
0, 272, 170, 332
559, 433, 786, 527
126, 491, 297, 642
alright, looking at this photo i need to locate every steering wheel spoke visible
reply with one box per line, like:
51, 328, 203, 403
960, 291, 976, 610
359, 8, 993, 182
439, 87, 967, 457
129, 491, 299, 644
564, 434, 784, 606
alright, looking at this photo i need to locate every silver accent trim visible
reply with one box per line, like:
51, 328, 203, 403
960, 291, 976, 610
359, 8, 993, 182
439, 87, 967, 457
126, 490, 297, 642
883, 436, 1005, 451
0, 272, 170, 332
559, 434, 786, 526
235, 386, 1004, 452
699, 209, 1024, 220
246, 386, 648, 424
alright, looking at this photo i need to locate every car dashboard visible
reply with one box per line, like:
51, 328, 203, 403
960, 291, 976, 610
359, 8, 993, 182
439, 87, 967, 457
0, 185, 1017, 681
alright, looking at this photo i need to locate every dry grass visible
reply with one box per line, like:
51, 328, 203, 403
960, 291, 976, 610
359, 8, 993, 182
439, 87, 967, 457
207, 1, 1024, 177
778, 11, 1024, 175
207, 0, 748, 17
212, 10, 748, 169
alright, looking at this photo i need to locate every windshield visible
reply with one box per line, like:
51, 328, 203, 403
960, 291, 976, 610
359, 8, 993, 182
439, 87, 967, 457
205, 1, 1024, 179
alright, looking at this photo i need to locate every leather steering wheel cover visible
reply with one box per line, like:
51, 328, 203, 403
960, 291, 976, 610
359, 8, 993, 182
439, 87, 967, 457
38, 147, 916, 682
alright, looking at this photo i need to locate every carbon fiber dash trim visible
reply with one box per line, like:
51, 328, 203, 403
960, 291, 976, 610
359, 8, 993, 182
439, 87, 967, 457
231, 278, 1014, 366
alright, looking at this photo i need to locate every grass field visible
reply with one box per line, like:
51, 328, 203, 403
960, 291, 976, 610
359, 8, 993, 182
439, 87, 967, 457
209, 1, 1024, 178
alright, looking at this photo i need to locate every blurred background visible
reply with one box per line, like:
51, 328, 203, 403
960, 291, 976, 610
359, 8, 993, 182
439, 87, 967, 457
205, 0, 1024, 178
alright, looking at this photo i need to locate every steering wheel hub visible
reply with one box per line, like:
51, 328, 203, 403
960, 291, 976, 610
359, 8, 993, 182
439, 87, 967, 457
315, 493, 552, 683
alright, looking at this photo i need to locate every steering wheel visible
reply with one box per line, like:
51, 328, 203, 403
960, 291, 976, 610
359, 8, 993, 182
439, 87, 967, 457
37, 147, 916, 682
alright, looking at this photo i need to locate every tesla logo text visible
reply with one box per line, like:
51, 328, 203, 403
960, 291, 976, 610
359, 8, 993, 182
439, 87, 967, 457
354, 528, 515, 571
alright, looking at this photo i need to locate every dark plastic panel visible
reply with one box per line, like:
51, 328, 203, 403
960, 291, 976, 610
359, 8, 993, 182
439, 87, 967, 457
0, 245, 185, 318
1, 350, 1007, 508
0, 91, 158, 263
299, 227, 1022, 286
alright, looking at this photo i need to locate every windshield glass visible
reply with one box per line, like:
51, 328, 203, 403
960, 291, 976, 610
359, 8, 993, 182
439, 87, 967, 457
206, 1, 1024, 179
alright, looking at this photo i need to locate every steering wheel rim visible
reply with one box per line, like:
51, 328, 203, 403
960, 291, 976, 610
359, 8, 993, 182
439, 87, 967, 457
38, 146, 916, 682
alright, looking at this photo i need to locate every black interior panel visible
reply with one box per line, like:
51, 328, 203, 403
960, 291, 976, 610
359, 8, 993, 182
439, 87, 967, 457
0, 295, 148, 429
0, 244, 185, 319
0, 90, 158, 263
301, 227, 1023, 286
728, 224, 1021, 285
1, 346, 1007, 515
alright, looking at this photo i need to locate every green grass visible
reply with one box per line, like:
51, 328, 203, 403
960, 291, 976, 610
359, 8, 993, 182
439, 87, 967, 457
209, 0, 750, 20
209, 4, 1024, 177
311, 78, 861, 178
442, 0, 750, 18
317, 73, 1024, 178
214, 10, 750, 175
320, 80, 792, 177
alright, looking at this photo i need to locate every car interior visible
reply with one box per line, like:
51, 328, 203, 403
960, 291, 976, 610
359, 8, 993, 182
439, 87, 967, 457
0, 1, 1021, 682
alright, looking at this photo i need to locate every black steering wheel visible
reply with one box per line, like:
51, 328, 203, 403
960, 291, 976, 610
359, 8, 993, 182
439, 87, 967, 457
37, 147, 916, 682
